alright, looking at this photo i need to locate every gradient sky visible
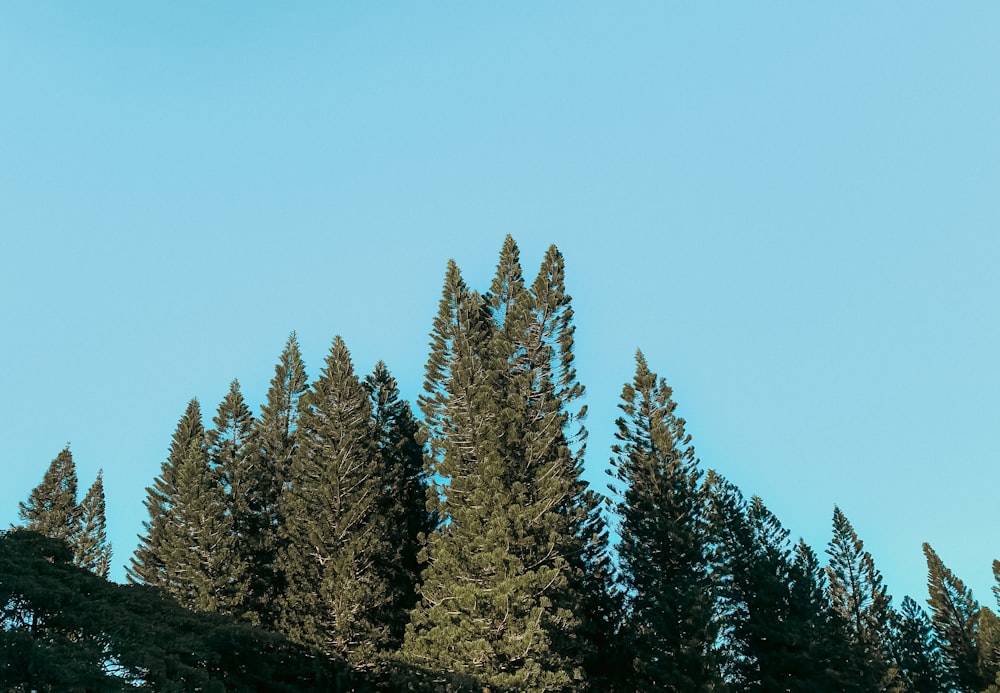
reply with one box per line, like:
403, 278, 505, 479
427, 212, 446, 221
2, 3, 998, 609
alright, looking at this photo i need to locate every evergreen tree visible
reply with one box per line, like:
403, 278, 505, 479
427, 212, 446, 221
923, 542, 984, 692
405, 240, 603, 691
206, 379, 257, 621
18, 446, 79, 545
889, 596, 947, 693
254, 332, 309, 627
276, 336, 394, 668
129, 398, 240, 613
129, 399, 204, 586
826, 506, 895, 689
707, 474, 847, 691
75, 471, 112, 579
609, 351, 718, 691
365, 360, 433, 652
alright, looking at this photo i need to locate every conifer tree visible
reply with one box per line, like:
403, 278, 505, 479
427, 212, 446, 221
276, 336, 394, 667
75, 471, 112, 579
129, 397, 239, 612
365, 360, 433, 651
253, 332, 308, 626
167, 421, 241, 614
206, 379, 257, 621
18, 446, 79, 545
826, 506, 895, 689
923, 542, 984, 692
890, 596, 947, 693
707, 475, 847, 691
405, 241, 603, 690
609, 351, 718, 691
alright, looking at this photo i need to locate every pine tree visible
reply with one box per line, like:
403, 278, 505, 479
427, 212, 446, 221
405, 240, 604, 691
18, 446, 79, 545
166, 421, 240, 614
923, 542, 984, 692
889, 596, 947, 693
609, 351, 718, 691
276, 336, 394, 667
826, 506, 895, 689
253, 332, 308, 627
129, 397, 240, 612
707, 474, 847, 691
75, 471, 112, 578
129, 399, 204, 587
365, 360, 433, 652
206, 379, 256, 621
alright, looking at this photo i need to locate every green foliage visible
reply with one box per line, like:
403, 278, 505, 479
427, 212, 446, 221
253, 332, 309, 627
404, 239, 608, 691
277, 336, 399, 667
889, 596, 947, 693
75, 471, 111, 578
923, 542, 984, 692
16, 446, 112, 578
826, 506, 895, 689
18, 446, 78, 545
609, 351, 718, 691
707, 474, 850, 691
1, 529, 350, 692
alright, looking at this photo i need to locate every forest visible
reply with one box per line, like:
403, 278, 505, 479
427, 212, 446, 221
3, 237, 997, 692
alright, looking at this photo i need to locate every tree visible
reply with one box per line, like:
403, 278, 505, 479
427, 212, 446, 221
75, 471, 112, 579
1, 529, 350, 692
404, 239, 607, 691
18, 446, 79, 545
826, 506, 895, 689
889, 596, 947, 693
707, 474, 848, 691
276, 336, 395, 668
205, 379, 257, 620
253, 332, 309, 627
923, 542, 984, 692
364, 360, 433, 652
129, 398, 205, 587
609, 351, 718, 691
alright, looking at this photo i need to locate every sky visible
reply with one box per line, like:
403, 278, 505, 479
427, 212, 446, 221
2, 2, 998, 609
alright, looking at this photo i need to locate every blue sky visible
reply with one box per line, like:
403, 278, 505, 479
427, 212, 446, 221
2, 2, 998, 608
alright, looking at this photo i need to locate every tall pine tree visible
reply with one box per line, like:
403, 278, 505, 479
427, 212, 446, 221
889, 596, 947, 693
75, 471, 112, 579
405, 240, 606, 691
129, 399, 205, 587
18, 446, 79, 545
609, 351, 718, 692
923, 542, 984, 692
253, 332, 309, 627
826, 506, 895, 689
365, 360, 433, 652
276, 336, 397, 668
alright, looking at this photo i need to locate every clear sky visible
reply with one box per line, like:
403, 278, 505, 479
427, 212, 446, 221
2, 3, 998, 609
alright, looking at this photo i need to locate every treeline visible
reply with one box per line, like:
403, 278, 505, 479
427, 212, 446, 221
5, 237, 1000, 692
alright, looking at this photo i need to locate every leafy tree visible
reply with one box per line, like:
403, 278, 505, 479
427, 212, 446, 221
923, 542, 984, 692
277, 336, 397, 668
1, 529, 350, 692
609, 351, 718, 691
17, 446, 78, 545
826, 506, 895, 689
75, 471, 112, 578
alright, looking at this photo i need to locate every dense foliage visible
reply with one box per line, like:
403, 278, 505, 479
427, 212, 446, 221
6, 237, 998, 691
